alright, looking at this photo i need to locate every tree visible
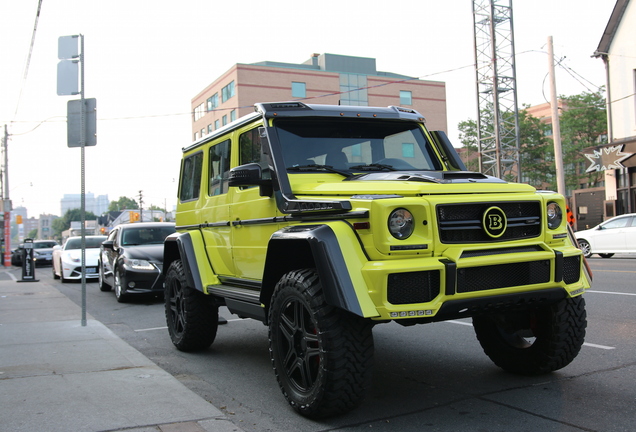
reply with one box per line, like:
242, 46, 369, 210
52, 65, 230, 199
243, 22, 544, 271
458, 107, 551, 187
559, 91, 607, 191
27, 229, 39, 239
108, 196, 138, 212
457, 90, 607, 193
51, 208, 98, 238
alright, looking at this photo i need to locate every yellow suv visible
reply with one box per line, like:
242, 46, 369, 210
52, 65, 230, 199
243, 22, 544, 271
163, 102, 590, 418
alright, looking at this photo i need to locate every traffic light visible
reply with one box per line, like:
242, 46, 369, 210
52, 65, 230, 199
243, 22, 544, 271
129, 211, 140, 222
16, 215, 22, 224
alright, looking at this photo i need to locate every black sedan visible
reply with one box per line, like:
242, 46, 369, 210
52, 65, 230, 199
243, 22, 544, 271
98, 222, 175, 302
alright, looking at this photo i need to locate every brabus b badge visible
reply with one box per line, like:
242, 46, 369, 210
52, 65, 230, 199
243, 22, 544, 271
483, 206, 507, 238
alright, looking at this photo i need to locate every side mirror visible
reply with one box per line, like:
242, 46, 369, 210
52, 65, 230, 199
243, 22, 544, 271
229, 163, 273, 197
101, 240, 115, 250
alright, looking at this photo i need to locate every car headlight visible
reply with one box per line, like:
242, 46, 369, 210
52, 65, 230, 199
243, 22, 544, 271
546, 202, 563, 230
124, 256, 154, 270
388, 208, 414, 239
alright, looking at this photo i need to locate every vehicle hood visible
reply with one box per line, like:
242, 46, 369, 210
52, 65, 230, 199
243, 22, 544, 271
123, 244, 164, 262
63, 248, 101, 265
290, 171, 536, 196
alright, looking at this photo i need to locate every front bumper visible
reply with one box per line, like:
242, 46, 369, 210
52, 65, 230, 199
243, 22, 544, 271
362, 244, 590, 322
121, 265, 164, 294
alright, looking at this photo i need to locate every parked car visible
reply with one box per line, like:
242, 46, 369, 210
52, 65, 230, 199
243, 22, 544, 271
575, 213, 636, 258
11, 240, 58, 266
98, 222, 176, 302
52, 235, 107, 282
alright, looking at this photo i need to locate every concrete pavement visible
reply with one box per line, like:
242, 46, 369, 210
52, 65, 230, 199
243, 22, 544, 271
0, 268, 244, 432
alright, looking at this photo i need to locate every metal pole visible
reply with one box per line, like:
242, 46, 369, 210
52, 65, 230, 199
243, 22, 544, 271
547, 36, 566, 196
3, 125, 10, 267
79, 34, 87, 326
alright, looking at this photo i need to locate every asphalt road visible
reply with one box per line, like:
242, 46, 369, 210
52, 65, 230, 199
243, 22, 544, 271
43, 255, 636, 432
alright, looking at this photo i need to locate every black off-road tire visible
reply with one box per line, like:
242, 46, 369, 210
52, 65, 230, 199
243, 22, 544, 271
268, 269, 374, 418
577, 239, 592, 258
98, 261, 111, 292
473, 295, 587, 375
165, 260, 218, 352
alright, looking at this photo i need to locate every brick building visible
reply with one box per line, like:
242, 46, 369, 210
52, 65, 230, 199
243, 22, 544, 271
191, 53, 447, 142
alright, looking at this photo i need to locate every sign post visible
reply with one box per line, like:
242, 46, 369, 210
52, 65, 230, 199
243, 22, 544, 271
18, 239, 38, 282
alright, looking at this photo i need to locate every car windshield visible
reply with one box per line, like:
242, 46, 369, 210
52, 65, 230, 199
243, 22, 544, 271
65, 236, 107, 250
274, 118, 442, 172
34, 241, 57, 248
121, 226, 176, 246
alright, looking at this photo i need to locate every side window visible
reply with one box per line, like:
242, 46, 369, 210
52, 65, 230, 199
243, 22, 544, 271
179, 152, 203, 202
209, 140, 231, 196
239, 127, 270, 181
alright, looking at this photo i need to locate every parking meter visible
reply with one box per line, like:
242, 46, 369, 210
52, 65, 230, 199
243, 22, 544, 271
20, 238, 39, 282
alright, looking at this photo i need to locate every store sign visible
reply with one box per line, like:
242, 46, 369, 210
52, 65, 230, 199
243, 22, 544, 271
584, 144, 633, 172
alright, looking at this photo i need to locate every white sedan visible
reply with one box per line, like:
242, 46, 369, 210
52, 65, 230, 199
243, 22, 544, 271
574, 213, 636, 258
52, 235, 107, 282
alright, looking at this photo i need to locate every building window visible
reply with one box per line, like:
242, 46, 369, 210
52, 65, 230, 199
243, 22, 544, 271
193, 103, 205, 121
222, 81, 235, 103
222, 115, 228, 126
292, 82, 306, 98
194, 132, 198, 141
214, 119, 220, 130
230, 109, 236, 122
400, 90, 412, 105
207, 93, 219, 111
207, 124, 213, 134
339, 74, 368, 106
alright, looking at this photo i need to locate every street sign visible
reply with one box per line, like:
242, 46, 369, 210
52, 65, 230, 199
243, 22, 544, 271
67, 98, 97, 147
57, 59, 79, 96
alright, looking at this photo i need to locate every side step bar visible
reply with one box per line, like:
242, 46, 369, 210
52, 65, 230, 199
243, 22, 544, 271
207, 285, 266, 322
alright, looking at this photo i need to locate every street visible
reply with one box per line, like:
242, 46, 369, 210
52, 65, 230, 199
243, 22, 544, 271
43, 256, 636, 432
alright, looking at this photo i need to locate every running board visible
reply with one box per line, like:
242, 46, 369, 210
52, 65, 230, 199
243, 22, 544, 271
207, 285, 266, 322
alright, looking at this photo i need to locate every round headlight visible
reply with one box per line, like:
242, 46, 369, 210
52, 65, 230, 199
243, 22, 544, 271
388, 208, 414, 239
546, 202, 563, 230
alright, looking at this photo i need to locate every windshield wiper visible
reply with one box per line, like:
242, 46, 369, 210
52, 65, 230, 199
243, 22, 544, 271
349, 163, 397, 171
287, 164, 352, 178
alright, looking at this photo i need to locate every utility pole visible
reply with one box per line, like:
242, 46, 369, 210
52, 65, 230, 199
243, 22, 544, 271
547, 36, 566, 196
2, 125, 10, 267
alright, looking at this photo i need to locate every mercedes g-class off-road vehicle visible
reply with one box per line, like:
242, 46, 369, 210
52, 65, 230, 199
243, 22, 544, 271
163, 102, 590, 418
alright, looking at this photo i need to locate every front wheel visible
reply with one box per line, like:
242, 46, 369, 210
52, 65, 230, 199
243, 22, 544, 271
114, 270, 128, 303
473, 295, 587, 375
599, 253, 614, 258
98, 261, 111, 292
268, 269, 374, 418
577, 239, 592, 258
164, 260, 218, 351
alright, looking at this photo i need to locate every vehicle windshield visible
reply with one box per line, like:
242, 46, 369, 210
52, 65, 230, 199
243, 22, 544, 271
65, 236, 107, 250
34, 241, 58, 249
274, 118, 442, 172
121, 226, 176, 246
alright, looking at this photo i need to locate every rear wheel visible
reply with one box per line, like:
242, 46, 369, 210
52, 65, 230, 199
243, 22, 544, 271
268, 269, 374, 418
473, 296, 587, 375
164, 260, 218, 351
599, 253, 614, 258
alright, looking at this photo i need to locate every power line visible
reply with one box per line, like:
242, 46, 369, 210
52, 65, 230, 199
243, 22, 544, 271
12, 0, 44, 123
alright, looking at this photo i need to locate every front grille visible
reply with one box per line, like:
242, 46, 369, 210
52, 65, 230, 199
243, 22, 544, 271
387, 270, 440, 304
456, 260, 550, 293
563, 255, 581, 284
437, 201, 542, 243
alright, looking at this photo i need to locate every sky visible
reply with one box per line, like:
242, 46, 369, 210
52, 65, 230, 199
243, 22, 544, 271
0, 0, 618, 218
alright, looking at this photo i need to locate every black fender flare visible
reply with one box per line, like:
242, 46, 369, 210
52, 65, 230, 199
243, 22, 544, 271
261, 224, 367, 317
163, 231, 205, 292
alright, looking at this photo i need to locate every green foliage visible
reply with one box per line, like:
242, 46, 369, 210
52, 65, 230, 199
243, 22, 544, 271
559, 91, 607, 191
27, 229, 39, 239
108, 196, 138, 212
457, 90, 607, 194
51, 208, 98, 238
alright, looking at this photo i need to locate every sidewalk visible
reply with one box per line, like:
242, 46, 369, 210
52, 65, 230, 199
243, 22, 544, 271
0, 269, 244, 432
